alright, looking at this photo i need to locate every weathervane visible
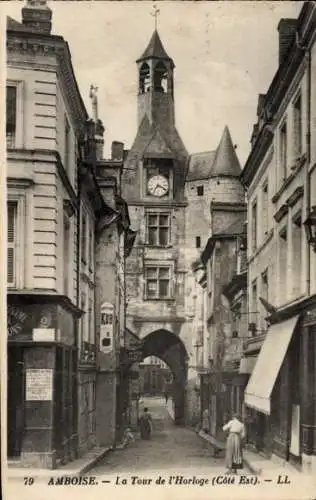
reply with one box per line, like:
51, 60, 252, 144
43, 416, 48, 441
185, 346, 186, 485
151, 4, 160, 30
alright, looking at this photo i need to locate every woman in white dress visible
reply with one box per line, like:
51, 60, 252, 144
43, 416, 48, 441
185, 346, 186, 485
222, 413, 246, 474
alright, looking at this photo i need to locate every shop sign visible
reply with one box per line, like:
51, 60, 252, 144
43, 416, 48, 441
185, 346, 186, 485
127, 348, 143, 363
100, 302, 114, 353
8, 306, 30, 338
26, 368, 53, 401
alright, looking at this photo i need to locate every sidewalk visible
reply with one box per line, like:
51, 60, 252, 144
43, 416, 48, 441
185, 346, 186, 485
197, 430, 304, 477
6, 445, 113, 480
166, 401, 305, 477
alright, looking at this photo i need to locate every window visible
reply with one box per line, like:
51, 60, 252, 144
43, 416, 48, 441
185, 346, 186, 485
279, 227, 288, 304
260, 269, 268, 331
261, 269, 268, 301
139, 62, 150, 94
81, 213, 87, 263
197, 185, 204, 196
81, 292, 87, 341
146, 212, 170, 246
251, 200, 257, 252
153, 61, 168, 93
262, 182, 269, 238
145, 265, 172, 299
292, 213, 302, 297
63, 214, 70, 295
64, 115, 70, 173
251, 279, 258, 330
6, 86, 17, 147
88, 296, 94, 344
89, 227, 94, 271
293, 93, 302, 159
196, 236, 201, 248
7, 201, 17, 286
280, 121, 287, 180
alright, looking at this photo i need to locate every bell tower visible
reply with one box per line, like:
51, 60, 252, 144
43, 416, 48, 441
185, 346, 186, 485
136, 29, 175, 128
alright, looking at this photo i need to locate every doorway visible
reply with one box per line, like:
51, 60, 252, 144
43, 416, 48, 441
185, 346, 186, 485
7, 345, 25, 457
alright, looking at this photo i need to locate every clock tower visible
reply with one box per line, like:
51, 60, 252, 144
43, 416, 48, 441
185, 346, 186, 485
121, 28, 190, 371
136, 30, 175, 129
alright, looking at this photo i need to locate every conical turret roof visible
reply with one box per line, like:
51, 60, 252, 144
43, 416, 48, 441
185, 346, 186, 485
137, 30, 174, 66
210, 126, 241, 177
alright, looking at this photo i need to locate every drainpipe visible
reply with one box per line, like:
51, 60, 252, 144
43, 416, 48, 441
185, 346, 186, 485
306, 48, 311, 297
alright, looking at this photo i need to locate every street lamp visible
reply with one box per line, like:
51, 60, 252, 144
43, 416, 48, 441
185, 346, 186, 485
304, 205, 316, 252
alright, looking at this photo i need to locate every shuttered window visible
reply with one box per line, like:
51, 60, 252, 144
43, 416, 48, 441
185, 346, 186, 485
6, 86, 17, 147
63, 214, 70, 295
7, 202, 17, 285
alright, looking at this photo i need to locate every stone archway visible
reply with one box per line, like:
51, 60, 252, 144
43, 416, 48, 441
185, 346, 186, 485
140, 329, 188, 425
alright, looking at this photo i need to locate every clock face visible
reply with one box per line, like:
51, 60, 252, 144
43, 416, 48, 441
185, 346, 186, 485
147, 175, 169, 197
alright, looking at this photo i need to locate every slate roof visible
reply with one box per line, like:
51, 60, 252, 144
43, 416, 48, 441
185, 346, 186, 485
137, 30, 173, 65
211, 126, 241, 177
187, 126, 241, 181
143, 128, 174, 158
186, 151, 216, 181
7, 16, 24, 30
213, 218, 246, 237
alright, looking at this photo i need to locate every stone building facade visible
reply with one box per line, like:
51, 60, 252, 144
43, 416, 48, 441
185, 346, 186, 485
241, 1, 316, 473
6, 1, 134, 468
6, 2, 91, 467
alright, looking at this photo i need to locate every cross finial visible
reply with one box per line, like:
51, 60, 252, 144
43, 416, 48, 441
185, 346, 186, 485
151, 4, 160, 30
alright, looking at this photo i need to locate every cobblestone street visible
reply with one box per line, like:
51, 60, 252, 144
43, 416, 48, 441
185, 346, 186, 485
90, 397, 230, 475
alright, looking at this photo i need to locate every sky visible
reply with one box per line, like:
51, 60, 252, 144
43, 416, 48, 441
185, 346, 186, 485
4, 1, 303, 165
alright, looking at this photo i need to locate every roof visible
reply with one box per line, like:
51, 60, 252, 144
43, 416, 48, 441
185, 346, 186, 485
213, 218, 246, 237
186, 126, 241, 181
210, 126, 241, 177
137, 30, 174, 65
7, 16, 24, 30
186, 151, 216, 181
143, 128, 174, 158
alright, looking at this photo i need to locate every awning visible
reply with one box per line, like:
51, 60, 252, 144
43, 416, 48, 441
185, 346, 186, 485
244, 315, 299, 415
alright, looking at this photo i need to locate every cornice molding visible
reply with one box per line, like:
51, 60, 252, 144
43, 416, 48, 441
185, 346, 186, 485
7, 31, 88, 136
274, 204, 289, 223
241, 126, 274, 187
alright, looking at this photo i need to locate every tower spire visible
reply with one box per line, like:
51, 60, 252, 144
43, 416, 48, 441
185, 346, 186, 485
151, 4, 160, 31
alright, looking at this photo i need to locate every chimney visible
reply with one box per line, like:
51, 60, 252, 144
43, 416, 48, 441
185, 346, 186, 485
111, 141, 124, 161
277, 19, 297, 65
95, 119, 105, 161
22, 0, 52, 34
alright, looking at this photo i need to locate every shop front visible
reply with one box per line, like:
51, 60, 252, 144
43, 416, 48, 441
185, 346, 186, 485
7, 295, 81, 469
244, 302, 316, 473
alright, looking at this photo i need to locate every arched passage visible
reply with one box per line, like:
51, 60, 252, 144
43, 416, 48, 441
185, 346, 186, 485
140, 329, 188, 425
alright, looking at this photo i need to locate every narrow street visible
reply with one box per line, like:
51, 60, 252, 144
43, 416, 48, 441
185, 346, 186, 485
90, 397, 243, 475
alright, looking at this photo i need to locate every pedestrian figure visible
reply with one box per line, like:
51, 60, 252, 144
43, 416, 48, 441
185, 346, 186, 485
164, 392, 168, 404
139, 407, 152, 440
222, 412, 246, 474
117, 427, 135, 449
202, 408, 210, 434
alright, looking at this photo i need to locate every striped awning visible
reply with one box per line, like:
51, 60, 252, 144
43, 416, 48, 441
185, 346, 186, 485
244, 315, 299, 415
